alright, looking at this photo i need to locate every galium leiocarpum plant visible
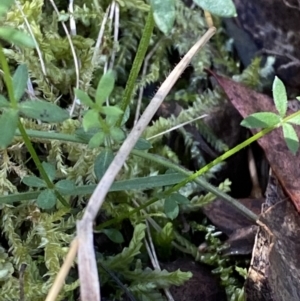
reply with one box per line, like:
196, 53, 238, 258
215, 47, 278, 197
0, 1, 224, 300
1, 0, 300, 300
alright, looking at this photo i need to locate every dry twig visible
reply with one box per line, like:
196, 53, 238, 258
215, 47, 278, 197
47, 26, 216, 301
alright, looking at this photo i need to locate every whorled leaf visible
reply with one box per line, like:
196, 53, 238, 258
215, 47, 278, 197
102, 228, 124, 244
282, 123, 299, 155
88, 131, 106, 149
42, 162, 56, 181
101, 106, 123, 117
0, 27, 35, 48
74, 88, 95, 108
13, 64, 28, 102
82, 109, 99, 131
241, 112, 281, 128
0, 95, 10, 108
36, 189, 57, 209
171, 193, 190, 205
22, 176, 46, 188
288, 115, 300, 126
0, 0, 14, 17
193, 0, 237, 17
96, 70, 116, 106
55, 180, 76, 194
150, 0, 176, 35
164, 197, 179, 220
0, 109, 18, 149
110, 127, 125, 142
94, 149, 114, 180
272, 76, 287, 117
134, 138, 152, 150
19, 100, 69, 123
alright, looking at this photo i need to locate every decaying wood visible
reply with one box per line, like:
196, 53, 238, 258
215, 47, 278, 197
245, 174, 300, 301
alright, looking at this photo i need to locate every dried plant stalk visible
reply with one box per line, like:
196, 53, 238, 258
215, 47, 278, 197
47, 26, 216, 301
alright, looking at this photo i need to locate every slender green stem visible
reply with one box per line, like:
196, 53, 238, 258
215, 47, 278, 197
18, 123, 69, 207
117, 9, 154, 126
11, 123, 276, 221
0, 45, 68, 207
169, 109, 300, 196
171, 126, 275, 192
96, 149, 258, 230
15, 129, 83, 143
0, 173, 186, 204
132, 150, 258, 221
0, 46, 17, 108
12, 109, 300, 221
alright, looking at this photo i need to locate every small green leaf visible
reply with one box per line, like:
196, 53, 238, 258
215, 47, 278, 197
171, 193, 190, 205
102, 228, 124, 244
88, 131, 105, 148
0, 27, 35, 48
282, 123, 299, 155
94, 149, 114, 180
154, 223, 174, 256
74, 88, 95, 108
241, 112, 281, 128
55, 180, 76, 194
42, 162, 56, 181
0, 95, 10, 108
0, 109, 18, 149
75, 127, 99, 143
155, 222, 174, 251
0, 260, 13, 281
106, 105, 130, 126
296, 96, 300, 101
288, 115, 300, 125
272, 76, 287, 117
19, 100, 69, 123
164, 197, 179, 220
36, 189, 56, 209
82, 109, 99, 131
150, 0, 176, 35
101, 106, 123, 117
134, 138, 152, 150
235, 266, 248, 279
0, 0, 14, 17
13, 64, 28, 102
96, 70, 115, 106
193, 0, 237, 17
110, 127, 125, 142
22, 176, 46, 188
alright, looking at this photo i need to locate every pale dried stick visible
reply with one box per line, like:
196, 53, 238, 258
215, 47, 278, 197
104, 2, 117, 106
248, 148, 262, 198
69, 0, 77, 36
15, 1, 47, 77
132, 198, 174, 300
147, 114, 208, 140
49, 0, 80, 116
204, 10, 214, 28
77, 26, 216, 301
83, 26, 216, 223
109, 1, 120, 70
16, 1, 45, 125
92, 5, 110, 64
45, 238, 79, 301
144, 221, 175, 301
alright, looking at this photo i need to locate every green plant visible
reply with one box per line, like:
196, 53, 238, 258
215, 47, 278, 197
0, 0, 297, 300
242, 76, 300, 154
192, 221, 246, 301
